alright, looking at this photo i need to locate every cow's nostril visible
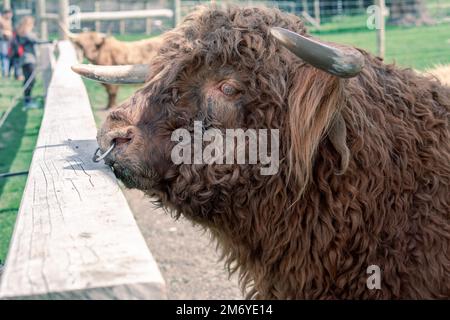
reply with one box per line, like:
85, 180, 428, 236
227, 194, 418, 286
114, 137, 132, 146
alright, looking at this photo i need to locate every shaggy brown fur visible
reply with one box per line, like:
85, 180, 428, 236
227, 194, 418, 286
71, 32, 161, 108
96, 6, 450, 299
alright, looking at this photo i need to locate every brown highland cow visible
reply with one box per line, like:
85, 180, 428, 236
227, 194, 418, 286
63, 27, 161, 108
73, 6, 450, 299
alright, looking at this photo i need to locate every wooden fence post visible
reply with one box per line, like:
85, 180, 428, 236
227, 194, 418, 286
36, 0, 48, 40
119, 3, 126, 35
95, 1, 101, 32
174, 0, 181, 27
145, 2, 152, 35
3, 0, 10, 10
358, 0, 365, 10
58, 0, 69, 40
314, 0, 321, 26
376, 0, 386, 58
302, 0, 308, 14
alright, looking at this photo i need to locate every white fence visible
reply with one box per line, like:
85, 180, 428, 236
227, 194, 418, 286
0, 41, 166, 300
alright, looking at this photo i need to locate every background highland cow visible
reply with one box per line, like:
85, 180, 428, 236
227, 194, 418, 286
62, 26, 161, 109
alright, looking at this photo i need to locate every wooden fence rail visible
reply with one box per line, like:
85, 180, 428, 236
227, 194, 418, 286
36, 0, 174, 39
0, 41, 166, 300
69, 9, 174, 22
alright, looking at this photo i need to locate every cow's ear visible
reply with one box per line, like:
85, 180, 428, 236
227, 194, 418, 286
327, 112, 350, 175
286, 65, 346, 195
95, 33, 107, 47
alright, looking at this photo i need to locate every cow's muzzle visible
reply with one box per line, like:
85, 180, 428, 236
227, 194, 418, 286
93, 143, 116, 163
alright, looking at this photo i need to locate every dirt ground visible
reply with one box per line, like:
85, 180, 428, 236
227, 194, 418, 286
123, 188, 242, 299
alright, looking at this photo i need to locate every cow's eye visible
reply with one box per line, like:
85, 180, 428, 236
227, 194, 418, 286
220, 83, 238, 96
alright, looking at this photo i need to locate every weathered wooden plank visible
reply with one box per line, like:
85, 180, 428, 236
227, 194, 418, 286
69, 9, 174, 22
0, 41, 166, 300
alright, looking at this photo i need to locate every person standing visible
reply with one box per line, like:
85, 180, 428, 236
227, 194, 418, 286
16, 16, 52, 109
0, 9, 13, 78
8, 30, 24, 80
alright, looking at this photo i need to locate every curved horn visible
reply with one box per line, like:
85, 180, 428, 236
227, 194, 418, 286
71, 64, 150, 84
270, 27, 364, 78
58, 22, 78, 40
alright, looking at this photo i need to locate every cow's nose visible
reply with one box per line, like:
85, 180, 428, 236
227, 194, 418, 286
113, 136, 133, 147
96, 127, 134, 165
106, 126, 135, 149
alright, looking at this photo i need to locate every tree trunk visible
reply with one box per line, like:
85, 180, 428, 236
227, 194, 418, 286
388, 0, 434, 26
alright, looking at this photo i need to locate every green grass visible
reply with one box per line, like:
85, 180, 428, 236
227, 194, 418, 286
0, 78, 44, 262
311, 18, 450, 71
83, 80, 141, 126
311, 14, 371, 33
0, 78, 22, 115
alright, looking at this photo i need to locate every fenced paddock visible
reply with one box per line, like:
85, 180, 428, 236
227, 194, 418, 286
33, 0, 174, 38
0, 41, 166, 300
178, 0, 450, 63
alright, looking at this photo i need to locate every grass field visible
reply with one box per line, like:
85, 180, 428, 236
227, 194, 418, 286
0, 78, 44, 262
83, 80, 141, 125
311, 19, 450, 70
